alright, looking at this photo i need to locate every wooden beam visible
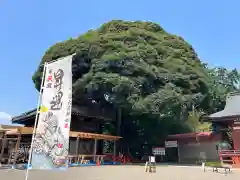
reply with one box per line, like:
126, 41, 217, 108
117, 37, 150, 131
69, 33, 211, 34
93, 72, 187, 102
4, 126, 121, 140
0, 125, 22, 129
71, 131, 121, 140
19, 127, 32, 134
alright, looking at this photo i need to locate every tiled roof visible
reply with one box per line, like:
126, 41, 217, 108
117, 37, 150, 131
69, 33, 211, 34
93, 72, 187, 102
12, 104, 115, 124
202, 91, 240, 121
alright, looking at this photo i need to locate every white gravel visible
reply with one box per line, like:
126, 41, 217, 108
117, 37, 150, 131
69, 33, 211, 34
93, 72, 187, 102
0, 165, 239, 180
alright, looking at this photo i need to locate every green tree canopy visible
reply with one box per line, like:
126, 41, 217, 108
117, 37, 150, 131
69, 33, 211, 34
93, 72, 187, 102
204, 65, 240, 113
33, 20, 210, 118
32, 20, 218, 154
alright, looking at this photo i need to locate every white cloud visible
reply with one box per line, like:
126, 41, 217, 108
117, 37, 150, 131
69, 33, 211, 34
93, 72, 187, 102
0, 112, 12, 124
0, 112, 12, 120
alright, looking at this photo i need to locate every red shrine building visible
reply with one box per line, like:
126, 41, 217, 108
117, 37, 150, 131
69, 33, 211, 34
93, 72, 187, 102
202, 91, 240, 151
163, 92, 240, 167
202, 92, 240, 167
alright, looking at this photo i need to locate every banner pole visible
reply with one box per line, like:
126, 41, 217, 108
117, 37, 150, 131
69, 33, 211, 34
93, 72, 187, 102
25, 62, 48, 180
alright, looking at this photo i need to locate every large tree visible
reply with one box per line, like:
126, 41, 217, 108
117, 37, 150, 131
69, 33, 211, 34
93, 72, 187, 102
32, 20, 212, 155
204, 65, 240, 113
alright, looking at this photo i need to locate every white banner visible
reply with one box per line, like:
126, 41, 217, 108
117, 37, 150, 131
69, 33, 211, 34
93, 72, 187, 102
31, 55, 73, 169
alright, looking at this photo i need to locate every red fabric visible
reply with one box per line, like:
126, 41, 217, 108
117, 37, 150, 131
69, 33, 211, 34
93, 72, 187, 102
47, 75, 52, 81
64, 123, 68, 128
58, 143, 63, 148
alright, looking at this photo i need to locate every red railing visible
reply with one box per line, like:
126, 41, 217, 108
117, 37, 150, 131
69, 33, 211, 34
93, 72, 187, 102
103, 154, 134, 164
218, 150, 240, 156
218, 150, 240, 167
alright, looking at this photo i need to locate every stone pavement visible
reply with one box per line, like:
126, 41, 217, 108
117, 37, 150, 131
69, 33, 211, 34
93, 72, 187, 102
0, 165, 239, 180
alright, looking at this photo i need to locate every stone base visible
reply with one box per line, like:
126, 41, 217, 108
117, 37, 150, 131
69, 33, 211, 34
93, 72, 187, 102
232, 164, 240, 168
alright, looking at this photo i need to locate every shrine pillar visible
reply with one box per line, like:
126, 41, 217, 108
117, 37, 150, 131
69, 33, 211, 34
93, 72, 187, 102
232, 122, 240, 150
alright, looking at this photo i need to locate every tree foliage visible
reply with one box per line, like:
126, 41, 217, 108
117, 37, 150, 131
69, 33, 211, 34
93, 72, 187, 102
203, 65, 240, 113
32, 20, 240, 155
33, 20, 210, 115
188, 66, 240, 133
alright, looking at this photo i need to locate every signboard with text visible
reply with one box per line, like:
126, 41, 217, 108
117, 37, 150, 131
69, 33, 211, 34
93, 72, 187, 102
152, 147, 165, 155
165, 141, 178, 148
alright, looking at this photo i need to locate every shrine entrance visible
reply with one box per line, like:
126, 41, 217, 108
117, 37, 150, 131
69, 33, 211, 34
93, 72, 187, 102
201, 92, 240, 168
165, 147, 178, 163
165, 141, 178, 163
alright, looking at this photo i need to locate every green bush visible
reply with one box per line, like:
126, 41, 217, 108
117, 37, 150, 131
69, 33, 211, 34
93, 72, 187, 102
205, 161, 221, 167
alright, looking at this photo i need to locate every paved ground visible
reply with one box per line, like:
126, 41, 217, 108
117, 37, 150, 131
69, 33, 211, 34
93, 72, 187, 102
0, 165, 240, 180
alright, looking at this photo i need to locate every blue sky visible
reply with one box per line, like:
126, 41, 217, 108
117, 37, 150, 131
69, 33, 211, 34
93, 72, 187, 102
0, 0, 239, 124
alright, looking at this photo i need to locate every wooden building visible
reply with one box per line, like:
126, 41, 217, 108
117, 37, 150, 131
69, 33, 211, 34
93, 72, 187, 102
165, 132, 221, 164
0, 100, 122, 166
201, 91, 240, 167
202, 91, 240, 150
162, 92, 240, 165
12, 100, 119, 153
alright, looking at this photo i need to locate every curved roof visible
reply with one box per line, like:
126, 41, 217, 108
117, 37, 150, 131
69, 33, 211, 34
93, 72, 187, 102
12, 103, 115, 124
202, 91, 240, 121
